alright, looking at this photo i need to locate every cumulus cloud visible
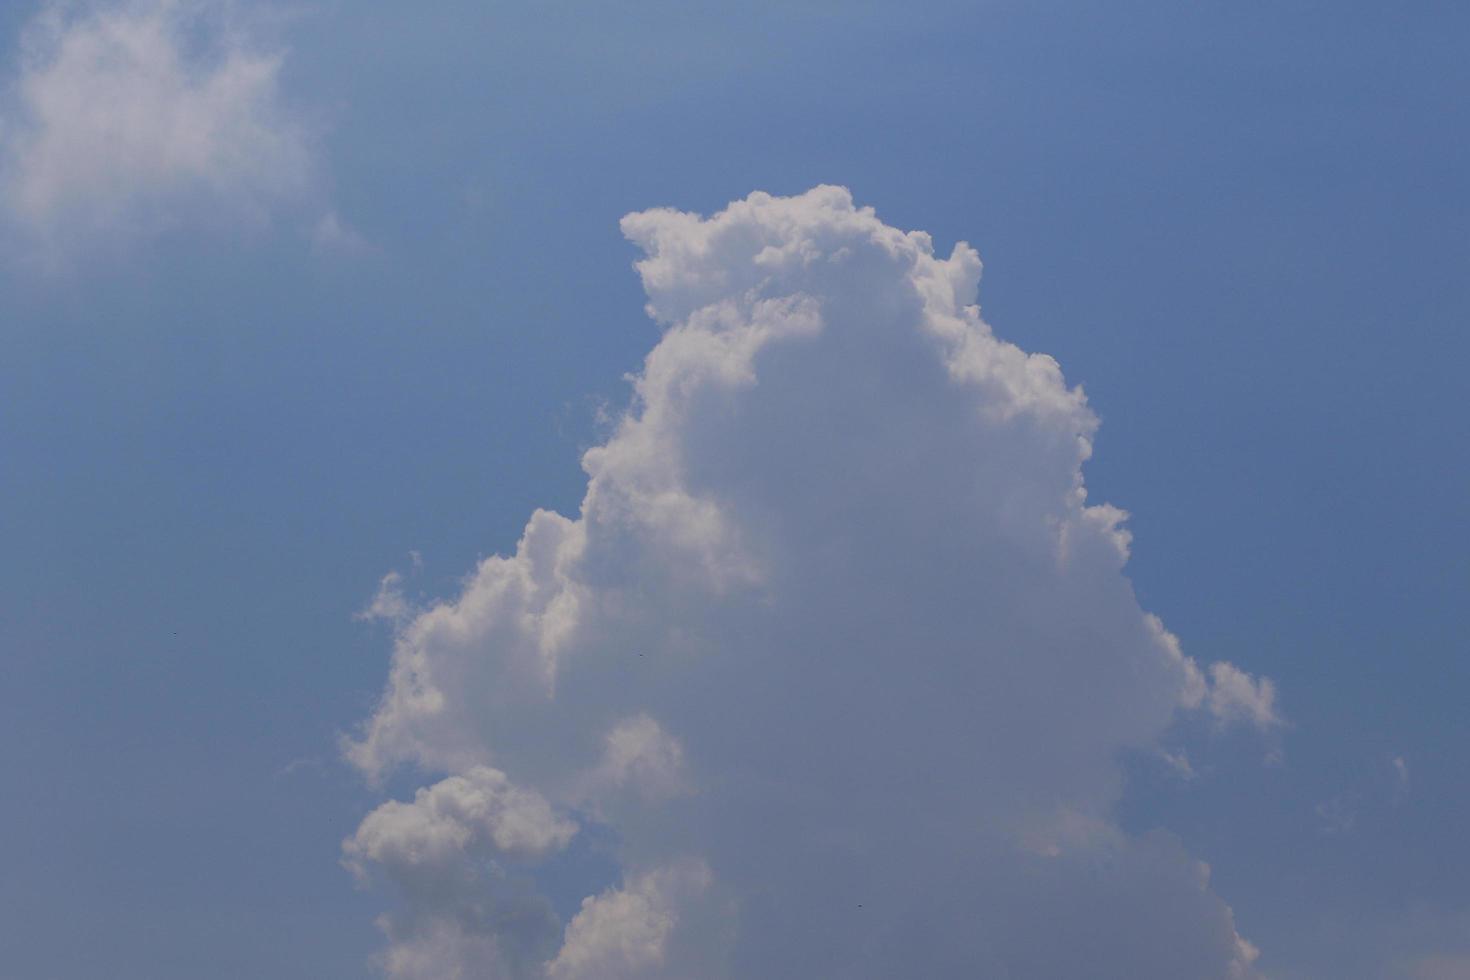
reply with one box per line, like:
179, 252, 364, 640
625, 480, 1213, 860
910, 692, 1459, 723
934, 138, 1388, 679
1204, 660, 1282, 730
0, 0, 331, 257
345, 767, 577, 879
546, 860, 713, 980
345, 186, 1279, 977
344, 768, 579, 979
584, 714, 689, 805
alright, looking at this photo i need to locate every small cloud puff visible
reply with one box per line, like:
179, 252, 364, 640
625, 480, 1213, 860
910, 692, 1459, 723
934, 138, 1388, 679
0, 0, 342, 262
1205, 660, 1282, 731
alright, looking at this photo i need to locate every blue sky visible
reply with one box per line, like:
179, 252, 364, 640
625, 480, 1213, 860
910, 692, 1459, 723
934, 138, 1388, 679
0, 1, 1466, 977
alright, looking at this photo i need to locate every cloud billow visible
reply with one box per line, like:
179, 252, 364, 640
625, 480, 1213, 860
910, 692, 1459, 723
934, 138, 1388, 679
346, 186, 1278, 978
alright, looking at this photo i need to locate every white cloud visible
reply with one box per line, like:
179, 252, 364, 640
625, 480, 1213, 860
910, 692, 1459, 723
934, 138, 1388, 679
344, 767, 577, 880
358, 570, 413, 626
345, 186, 1279, 977
585, 714, 689, 804
1205, 660, 1282, 730
343, 768, 578, 979
546, 861, 712, 980
0, 0, 326, 257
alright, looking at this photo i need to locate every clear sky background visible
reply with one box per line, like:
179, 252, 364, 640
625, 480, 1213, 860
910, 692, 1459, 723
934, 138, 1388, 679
0, 1, 1466, 978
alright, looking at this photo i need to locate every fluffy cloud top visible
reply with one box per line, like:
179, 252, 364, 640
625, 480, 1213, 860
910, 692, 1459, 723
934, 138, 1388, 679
345, 768, 579, 978
546, 861, 713, 980
0, 0, 321, 254
345, 186, 1280, 978
345, 767, 577, 881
